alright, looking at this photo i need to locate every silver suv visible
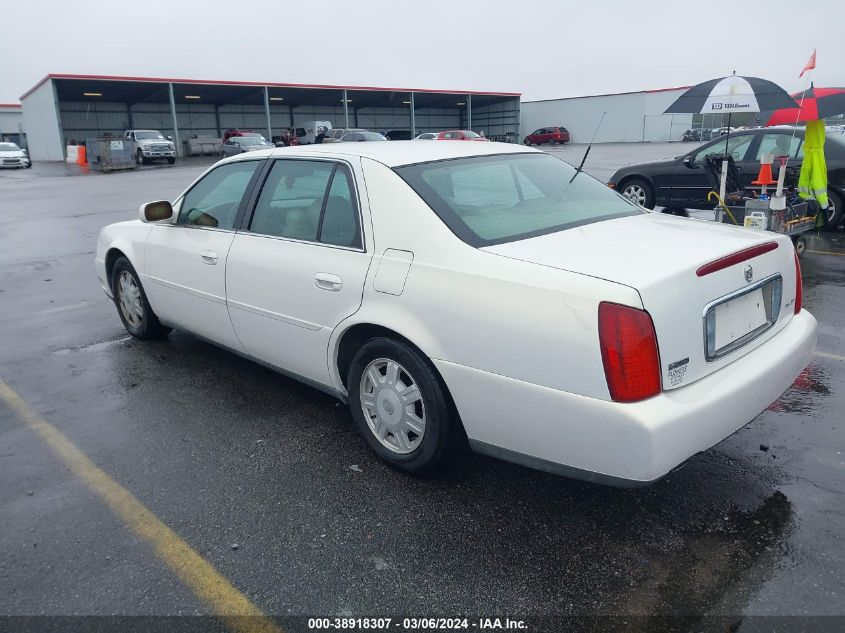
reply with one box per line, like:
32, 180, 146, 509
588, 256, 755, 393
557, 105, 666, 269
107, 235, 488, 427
124, 130, 176, 165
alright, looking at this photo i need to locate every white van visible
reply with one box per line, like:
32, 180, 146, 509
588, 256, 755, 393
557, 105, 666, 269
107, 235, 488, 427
297, 120, 332, 145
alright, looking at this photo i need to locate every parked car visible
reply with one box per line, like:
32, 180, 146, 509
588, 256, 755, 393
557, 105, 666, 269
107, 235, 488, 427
711, 127, 736, 139
298, 120, 332, 145
386, 130, 413, 141
339, 131, 387, 142
220, 135, 274, 157
523, 126, 570, 146
436, 130, 488, 141
608, 126, 845, 228
682, 128, 713, 142
124, 130, 176, 165
414, 132, 438, 140
96, 142, 815, 485
324, 128, 367, 143
221, 129, 251, 144
0, 142, 31, 168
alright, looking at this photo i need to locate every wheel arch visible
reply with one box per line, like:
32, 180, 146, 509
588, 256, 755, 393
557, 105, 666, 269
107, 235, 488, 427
333, 319, 467, 440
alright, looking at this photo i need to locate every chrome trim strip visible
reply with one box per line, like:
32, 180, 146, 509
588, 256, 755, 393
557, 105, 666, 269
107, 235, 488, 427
226, 298, 322, 331
147, 275, 226, 305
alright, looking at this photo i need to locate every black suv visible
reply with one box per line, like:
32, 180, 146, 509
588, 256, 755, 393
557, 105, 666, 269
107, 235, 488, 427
609, 127, 845, 228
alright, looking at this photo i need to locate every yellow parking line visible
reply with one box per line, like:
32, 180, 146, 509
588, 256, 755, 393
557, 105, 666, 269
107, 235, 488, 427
806, 249, 845, 257
0, 381, 282, 633
814, 350, 845, 362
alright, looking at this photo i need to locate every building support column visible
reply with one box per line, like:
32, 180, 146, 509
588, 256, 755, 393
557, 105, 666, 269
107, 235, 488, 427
264, 87, 272, 141
343, 89, 350, 129
168, 83, 181, 157
214, 105, 221, 138
410, 92, 416, 136
467, 94, 472, 132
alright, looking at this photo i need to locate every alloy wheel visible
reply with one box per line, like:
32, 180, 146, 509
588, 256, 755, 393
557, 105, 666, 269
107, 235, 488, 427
623, 183, 647, 206
359, 358, 426, 455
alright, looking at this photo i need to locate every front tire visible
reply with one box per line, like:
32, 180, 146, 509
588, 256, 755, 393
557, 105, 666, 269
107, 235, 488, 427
167, 157, 176, 165
620, 178, 655, 209
347, 337, 460, 474
136, 150, 145, 165
111, 257, 170, 340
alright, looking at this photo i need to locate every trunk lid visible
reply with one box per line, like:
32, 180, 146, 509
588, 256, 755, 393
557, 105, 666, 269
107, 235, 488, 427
483, 213, 798, 390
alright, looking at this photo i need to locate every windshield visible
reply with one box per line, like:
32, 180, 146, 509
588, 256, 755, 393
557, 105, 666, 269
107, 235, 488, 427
237, 136, 268, 146
0, 142, 21, 151
395, 153, 642, 247
462, 131, 481, 138
360, 132, 387, 141
135, 131, 165, 140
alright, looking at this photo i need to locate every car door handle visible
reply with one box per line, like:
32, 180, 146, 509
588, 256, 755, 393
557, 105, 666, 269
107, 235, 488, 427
200, 250, 218, 265
314, 272, 342, 292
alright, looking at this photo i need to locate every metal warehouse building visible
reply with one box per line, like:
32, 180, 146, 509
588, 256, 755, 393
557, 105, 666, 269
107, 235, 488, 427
0, 104, 24, 145
520, 86, 696, 144
20, 74, 521, 161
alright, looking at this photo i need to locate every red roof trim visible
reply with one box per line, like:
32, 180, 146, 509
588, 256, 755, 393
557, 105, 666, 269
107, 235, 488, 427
21, 73, 520, 100
524, 85, 692, 103
0, 103, 22, 108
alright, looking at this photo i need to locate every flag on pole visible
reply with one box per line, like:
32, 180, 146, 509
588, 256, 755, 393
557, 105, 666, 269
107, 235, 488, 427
799, 50, 816, 78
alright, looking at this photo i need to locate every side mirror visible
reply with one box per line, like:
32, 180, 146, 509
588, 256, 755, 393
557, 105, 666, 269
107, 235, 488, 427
166, 135, 173, 141
139, 200, 174, 223
683, 155, 694, 166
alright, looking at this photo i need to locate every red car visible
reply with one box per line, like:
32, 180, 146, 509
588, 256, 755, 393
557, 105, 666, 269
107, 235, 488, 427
436, 130, 489, 141
524, 126, 570, 146
222, 129, 261, 143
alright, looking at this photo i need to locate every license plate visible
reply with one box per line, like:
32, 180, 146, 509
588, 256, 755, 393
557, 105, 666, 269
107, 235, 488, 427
704, 275, 783, 361
714, 288, 767, 350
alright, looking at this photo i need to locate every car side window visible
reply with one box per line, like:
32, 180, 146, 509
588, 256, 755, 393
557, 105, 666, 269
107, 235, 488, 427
695, 135, 754, 164
754, 134, 802, 160
178, 161, 261, 230
319, 165, 362, 248
249, 160, 335, 241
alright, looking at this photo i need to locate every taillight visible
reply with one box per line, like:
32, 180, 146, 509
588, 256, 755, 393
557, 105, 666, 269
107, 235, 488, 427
599, 302, 662, 402
794, 250, 803, 314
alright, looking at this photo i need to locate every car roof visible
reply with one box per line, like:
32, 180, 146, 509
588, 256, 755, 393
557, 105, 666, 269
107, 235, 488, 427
224, 140, 537, 167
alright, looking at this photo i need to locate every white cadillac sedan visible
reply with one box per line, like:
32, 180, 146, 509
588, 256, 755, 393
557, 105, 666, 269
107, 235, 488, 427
95, 142, 816, 486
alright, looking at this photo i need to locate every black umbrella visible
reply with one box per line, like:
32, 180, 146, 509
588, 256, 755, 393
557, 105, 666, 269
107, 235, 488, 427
665, 74, 798, 152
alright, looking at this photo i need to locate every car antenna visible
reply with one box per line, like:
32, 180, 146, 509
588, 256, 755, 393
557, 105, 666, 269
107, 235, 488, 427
569, 111, 606, 184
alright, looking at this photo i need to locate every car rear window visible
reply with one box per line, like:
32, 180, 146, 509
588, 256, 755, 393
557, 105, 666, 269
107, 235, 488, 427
394, 153, 642, 247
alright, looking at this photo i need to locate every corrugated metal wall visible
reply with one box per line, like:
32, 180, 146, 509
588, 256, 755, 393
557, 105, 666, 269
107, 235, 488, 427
464, 97, 519, 140
520, 90, 692, 144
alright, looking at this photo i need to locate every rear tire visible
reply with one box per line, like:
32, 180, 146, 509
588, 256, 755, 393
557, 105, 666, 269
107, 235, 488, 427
793, 235, 807, 257
824, 189, 843, 230
347, 337, 460, 474
111, 257, 170, 340
620, 178, 655, 209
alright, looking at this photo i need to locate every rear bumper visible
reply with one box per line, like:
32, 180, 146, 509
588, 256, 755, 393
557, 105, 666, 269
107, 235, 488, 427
435, 309, 817, 486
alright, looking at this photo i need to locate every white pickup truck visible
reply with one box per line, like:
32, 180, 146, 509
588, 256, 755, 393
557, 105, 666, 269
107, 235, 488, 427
124, 130, 176, 165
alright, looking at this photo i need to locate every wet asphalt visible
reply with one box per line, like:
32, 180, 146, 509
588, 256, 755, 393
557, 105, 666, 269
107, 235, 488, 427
0, 145, 843, 629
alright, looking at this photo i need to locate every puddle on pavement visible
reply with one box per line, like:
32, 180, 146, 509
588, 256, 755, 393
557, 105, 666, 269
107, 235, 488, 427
767, 363, 830, 415
52, 336, 132, 355
614, 491, 794, 628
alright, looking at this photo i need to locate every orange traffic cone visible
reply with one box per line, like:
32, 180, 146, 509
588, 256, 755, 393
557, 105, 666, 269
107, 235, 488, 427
752, 162, 776, 186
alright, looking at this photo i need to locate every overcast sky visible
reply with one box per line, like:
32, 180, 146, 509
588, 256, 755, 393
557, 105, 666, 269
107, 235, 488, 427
1, 0, 840, 104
